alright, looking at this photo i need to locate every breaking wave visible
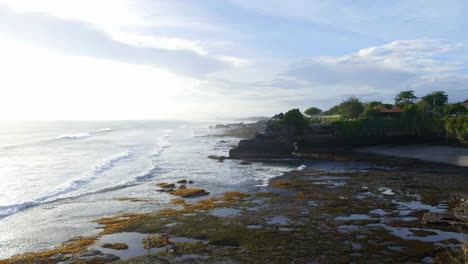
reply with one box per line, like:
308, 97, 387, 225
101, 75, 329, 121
0, 150, 133, 219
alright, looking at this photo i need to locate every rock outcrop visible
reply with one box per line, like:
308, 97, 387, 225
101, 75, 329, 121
229, 133, 294, 159
170, 188, 210, 198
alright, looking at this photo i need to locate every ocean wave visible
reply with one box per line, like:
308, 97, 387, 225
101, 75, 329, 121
151, 130, 172, 157
56, 133, 91, 140
97, 128, 112, 132
297, 164, 307, 170
55, 128, 113, 141
0, 150, 133, 219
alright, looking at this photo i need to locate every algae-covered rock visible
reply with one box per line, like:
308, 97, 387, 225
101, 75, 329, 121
170, 188, 209, 198
101, 243, 128, 250
158, 183, 176, 188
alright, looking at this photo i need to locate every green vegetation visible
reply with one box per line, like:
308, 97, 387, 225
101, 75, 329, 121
443, 116, 468, 142
323, 104, 341, 115
283, 108, 308, 136
304, 107, 322, 116
421, 91, 448, 110
297, 90, 467, 145
395, 90, 417, 107
442, 103, 468, 116
362, 103, 380, 119
338, 96, 364, 119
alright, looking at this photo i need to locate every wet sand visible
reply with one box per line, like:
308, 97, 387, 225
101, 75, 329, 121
357, 145, 468, 167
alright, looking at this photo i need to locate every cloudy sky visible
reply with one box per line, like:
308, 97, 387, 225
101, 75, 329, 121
0, 0, 467, 120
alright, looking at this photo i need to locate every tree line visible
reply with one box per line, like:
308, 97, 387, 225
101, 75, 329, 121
304, 90, 467, 120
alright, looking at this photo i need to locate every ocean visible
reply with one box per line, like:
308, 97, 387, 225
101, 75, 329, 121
0, 121, 294, 258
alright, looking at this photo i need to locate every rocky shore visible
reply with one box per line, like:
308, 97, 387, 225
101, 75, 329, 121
1, 121, 467, 264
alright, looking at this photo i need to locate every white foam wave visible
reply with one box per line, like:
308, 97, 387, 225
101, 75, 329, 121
97, 128, 112, 132
56, 133, 91, 140
152, 130, 172, 157
297, 164, 307, 170
0, 150, 133, 219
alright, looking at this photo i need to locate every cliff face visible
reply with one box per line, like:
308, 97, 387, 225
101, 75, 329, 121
228, 120, 449, 159
228, 133, 294, 159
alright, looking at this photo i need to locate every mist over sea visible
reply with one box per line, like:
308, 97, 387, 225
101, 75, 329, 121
0, 121, 294, 258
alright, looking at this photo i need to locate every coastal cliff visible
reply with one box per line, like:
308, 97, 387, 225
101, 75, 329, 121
228, 118, 462, 159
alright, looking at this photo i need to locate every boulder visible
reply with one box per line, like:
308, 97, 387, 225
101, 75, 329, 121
177, 179, 188, 184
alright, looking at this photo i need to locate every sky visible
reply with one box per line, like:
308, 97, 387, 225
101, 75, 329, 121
0, 0, 467, 120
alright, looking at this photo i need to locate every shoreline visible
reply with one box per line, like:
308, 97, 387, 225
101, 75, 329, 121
356, 144, 468, 167
2, 149, 468, 263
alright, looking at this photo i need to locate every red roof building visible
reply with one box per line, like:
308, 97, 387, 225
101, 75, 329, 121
373, 105, 391, 113
373, 105, 403, 117
389, 106, 403, 113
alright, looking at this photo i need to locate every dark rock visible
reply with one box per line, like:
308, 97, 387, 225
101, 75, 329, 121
188, 180, 194, 184
229, 134, 294, 159
226, 122, 245, 128
207, 155, 226, 162
77, 249, 102, 257
157, 188, 174, 193
214, 124, 228, 129
422, 212, 459, 226
177, 179, 188, 184
179, 184, 187, 189
240, 161, 251, 165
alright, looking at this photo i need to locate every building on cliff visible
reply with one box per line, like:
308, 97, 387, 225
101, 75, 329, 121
373, 105, 403, 118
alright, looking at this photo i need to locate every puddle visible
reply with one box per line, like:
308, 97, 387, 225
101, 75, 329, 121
246, 225, 263, 229
175, 254, 209, 261
89, 232, 201, 260
369, 209, 388, 216
312, 181, 346, 187
351, 242, 361, 250
267, 215, 289, 225
388, 245, 406, 252
165, 223, 177, 227
278, 227, 293, 231
306, 176, 351, 181
378, 187, 394, 196
422, 256, 434, 263
335, 214, 374, 221
211, 208, 241, 217
395, 201, 446, 215
307, 201, 318, 206
337, 225, 362, 233
368, 223, 468, 243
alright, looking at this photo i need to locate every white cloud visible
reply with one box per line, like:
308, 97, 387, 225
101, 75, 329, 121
284, 39, 466, 93
0, 37, 204, 120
